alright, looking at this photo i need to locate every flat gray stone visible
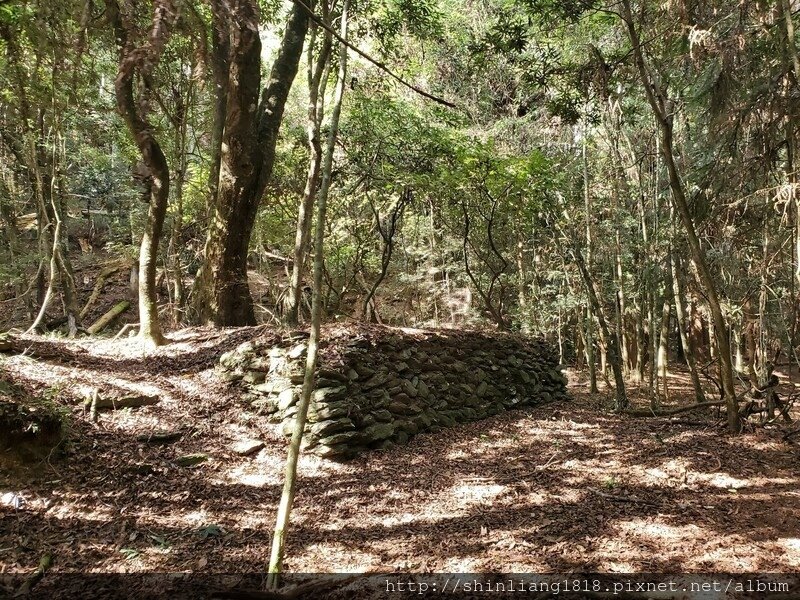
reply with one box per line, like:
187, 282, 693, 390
232, 439, 265, 456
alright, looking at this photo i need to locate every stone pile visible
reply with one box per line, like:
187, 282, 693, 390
218, 326, 568, 459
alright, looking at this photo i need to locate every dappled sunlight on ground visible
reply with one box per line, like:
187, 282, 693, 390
2, 330, 800, 592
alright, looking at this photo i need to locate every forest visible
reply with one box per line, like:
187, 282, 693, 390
1, 0, 800, 597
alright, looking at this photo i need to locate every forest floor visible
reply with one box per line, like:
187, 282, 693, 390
2, 328, 800, 596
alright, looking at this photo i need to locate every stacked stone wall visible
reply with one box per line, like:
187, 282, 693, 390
218, 326, 568, 459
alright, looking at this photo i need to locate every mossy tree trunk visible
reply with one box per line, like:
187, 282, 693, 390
106, 0, 175, 347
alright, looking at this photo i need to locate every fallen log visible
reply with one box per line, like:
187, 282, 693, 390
0, 333, 12, 352
137, 430, 183, 444
80, 260, 132, 320
624, 401, 724, 418
87, 300, 130, 335
83, 394, 159, 410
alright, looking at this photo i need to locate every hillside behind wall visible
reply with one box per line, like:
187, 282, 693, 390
218, 325, 569, 459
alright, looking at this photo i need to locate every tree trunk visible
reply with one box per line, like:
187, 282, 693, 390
656, 271, 671, 406
582, 124, 598, 392
107, 0, 174, 347
621, 0, 739, 431
192, 1, 309, 326
267, 0, 349, 586
0, 28, 80, 335
287, 19, 332, 325
671, 253, 705, 403
574, 247, 627, 409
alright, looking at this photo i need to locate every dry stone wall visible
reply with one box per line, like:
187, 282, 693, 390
218, 326, 568, 459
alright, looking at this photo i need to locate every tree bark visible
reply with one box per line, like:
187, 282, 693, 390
286, 16, 332, 325
267, 0, 349, 586
582, 122, 598, 393
107, 0, 175, 347
620, 0, 740, 431
671, 253, 705, 402
192, 1, 309, 326
573, 246, 627, 409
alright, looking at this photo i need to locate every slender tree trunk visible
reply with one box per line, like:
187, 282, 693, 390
168, 74, 192, 323
107, 0, 173, 346
267, 0, 348, 586
621, 0, 739, 431
0, 28, 82, 336
656, 271, 671, 406
573, 247, 627, 409
287, 20, 332, 325
633, 287, 646, 384
671, 253, 705, 402
582, 123, 598, 393
363, 189, 409, 320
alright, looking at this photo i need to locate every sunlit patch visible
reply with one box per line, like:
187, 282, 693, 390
182, 510, 208, 525
443, 557, 481, 572
618, 519, 702, 541
451, 482, 506, 505
698, 473, 750, 489
225, 465, 270, 488
776, 538, 800, 565
372, 512, 420, 531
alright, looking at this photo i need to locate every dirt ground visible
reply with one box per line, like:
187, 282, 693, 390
2, 328, 800, 597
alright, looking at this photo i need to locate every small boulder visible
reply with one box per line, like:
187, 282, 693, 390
232, 439, 265, 456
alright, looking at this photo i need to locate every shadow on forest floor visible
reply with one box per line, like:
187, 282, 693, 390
2, 330, 800, 597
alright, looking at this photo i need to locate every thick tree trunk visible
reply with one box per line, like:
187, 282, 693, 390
193, 1, 309, 326
207, 0, 229, 222
267, 0, 349, 586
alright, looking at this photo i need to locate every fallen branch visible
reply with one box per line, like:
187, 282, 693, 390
15, 553, 51, 597
87, 300, 130, 335
83, 394, 159, 410
80, 260, 132, 320
624, 401, 724, 418
89, 389, 100, 423
590, 488, 660, 507
136, 430, 183, 444
113, 323, 139, 340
